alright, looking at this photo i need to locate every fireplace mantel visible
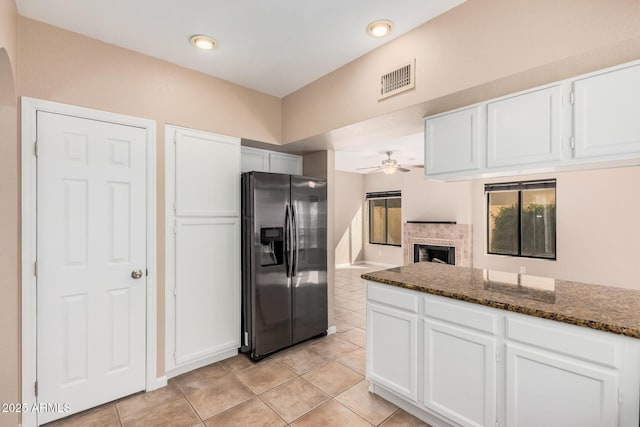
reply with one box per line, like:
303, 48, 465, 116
403, 222, 472, 267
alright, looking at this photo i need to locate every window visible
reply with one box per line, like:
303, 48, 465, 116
486, 179, 556, 259
367, 191, 401, 246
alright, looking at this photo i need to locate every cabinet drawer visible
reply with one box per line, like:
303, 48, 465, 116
367, 282, 419, 313
423, 296, 497, 335
506, 316, 619, 368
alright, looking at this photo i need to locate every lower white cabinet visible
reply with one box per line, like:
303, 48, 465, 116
423, 319, 496, 427
365, 281, 640, 427
505, 343, 618, 427
367, 302, 418, 401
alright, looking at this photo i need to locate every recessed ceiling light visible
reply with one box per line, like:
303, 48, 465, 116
189, 34, 217, 50
367, 20, 393, 38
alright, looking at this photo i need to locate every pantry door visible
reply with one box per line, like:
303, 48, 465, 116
36, 111, 147, 424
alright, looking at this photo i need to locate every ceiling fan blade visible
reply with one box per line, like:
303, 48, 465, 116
356, 165, 380, 170
367, 167, 384, 174
397, 167, 411, 173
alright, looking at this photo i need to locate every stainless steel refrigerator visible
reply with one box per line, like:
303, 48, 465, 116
241, 172, 327, 360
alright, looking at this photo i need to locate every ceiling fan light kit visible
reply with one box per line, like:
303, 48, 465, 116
355, 151, 424, 174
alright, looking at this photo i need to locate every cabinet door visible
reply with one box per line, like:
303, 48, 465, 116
241, 147, 269, 173
175, 129, 240, 216
424, 105, 481, 175
175, 218, 240, 364
367, 303, 418, 401
487, 85, 563, 168
505, 343, 618, 427
423, 319, 496, 427
573, 63, 640, 159
269, 152, 302, 175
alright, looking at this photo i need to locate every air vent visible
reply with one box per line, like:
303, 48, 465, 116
378, 59, 415, 100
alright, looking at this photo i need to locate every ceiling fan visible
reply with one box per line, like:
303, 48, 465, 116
356, 151, 424, 174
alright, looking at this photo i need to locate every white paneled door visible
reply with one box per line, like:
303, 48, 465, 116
37, 112, 147, 424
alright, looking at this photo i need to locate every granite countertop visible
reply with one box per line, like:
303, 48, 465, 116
362, 262, 640, 339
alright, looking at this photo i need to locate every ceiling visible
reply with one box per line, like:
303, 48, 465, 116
15, 0, 465, 97
334, 132, 424, 174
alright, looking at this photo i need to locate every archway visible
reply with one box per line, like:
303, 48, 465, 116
0, 46, 20, 427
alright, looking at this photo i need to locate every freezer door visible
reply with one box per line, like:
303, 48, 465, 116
290, 176, 328, 343
244, 172, 293, 357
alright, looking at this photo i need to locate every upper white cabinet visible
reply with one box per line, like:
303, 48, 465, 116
269, 152, 303, 175
573, 63, 640, 159
424, 105, 482, 175
240, 146, 269, 173
487, 85, 564, 168
424, 59, 640, 181
241, 146, 303, 175
175, 129, 240, 217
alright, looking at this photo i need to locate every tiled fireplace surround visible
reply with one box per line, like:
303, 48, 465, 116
403, 222, 472, 267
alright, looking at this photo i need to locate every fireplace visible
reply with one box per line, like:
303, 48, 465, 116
414, 244, 455, 265
403, 222, 472, 267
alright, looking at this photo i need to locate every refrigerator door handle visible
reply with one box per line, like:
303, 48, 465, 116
292, 205, 298, 277
285, 205, 294, 278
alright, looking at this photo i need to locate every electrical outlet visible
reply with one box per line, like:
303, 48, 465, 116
519, 266, 526, 274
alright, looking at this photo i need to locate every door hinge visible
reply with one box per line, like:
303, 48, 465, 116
496, 349, 501, 364
173, 288, 178, 296
570, 136, 576, 150
34, 141, 39, 157
34, 260, 38, 277
569, 91, 575, 105
34, 381, 38, 397
173, 203, 176, 213
173, 352, 177, 362
173, 131, 177, 144
618, 387, 622, 404
146, 268, 149, 277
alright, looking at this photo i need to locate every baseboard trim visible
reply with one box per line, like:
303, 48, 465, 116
147, 375, 167, 391
165, 348, 238, 379
361, 261, 400, 268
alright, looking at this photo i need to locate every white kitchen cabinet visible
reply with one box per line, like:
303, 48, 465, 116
165, 125, 241, 377
423, 320, 497, 427
269, 152, 303, 175
366, 283, 419, 401
175, 129, 240, 217
424, 105, 482, 175
487, 85, 564, 168
573, 62, 640, 159
175, 218, 240, 364
240, 146, 303, 175
365, 281, 640, 427
240, 146, 269, 173
423, 59, 640, 182
505, 343, 618, 427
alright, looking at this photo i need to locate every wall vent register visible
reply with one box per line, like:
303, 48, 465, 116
379, 59, 416, 100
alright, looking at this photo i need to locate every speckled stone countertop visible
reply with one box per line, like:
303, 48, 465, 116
362, 262, 640, 339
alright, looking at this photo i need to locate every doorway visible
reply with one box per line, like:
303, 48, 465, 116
21, 98, 161, 426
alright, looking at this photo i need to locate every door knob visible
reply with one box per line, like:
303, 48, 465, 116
131, 269, 144, 279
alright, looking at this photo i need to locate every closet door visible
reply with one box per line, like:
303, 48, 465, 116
166, 126, 240, 371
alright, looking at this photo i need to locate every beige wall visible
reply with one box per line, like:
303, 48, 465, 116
282, 0, 640, 143
334, 171, 365, 266
0, 1, 18, 426
16, 17, 282, 378
471, 167, 640, 289
359, 170, 472, 266
302, 151, 336, 330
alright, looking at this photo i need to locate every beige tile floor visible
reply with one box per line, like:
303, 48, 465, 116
45, 264, 430, 427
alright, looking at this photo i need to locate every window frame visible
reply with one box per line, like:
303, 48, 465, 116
485, 179, 556, 260
366, 191, 402, 247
